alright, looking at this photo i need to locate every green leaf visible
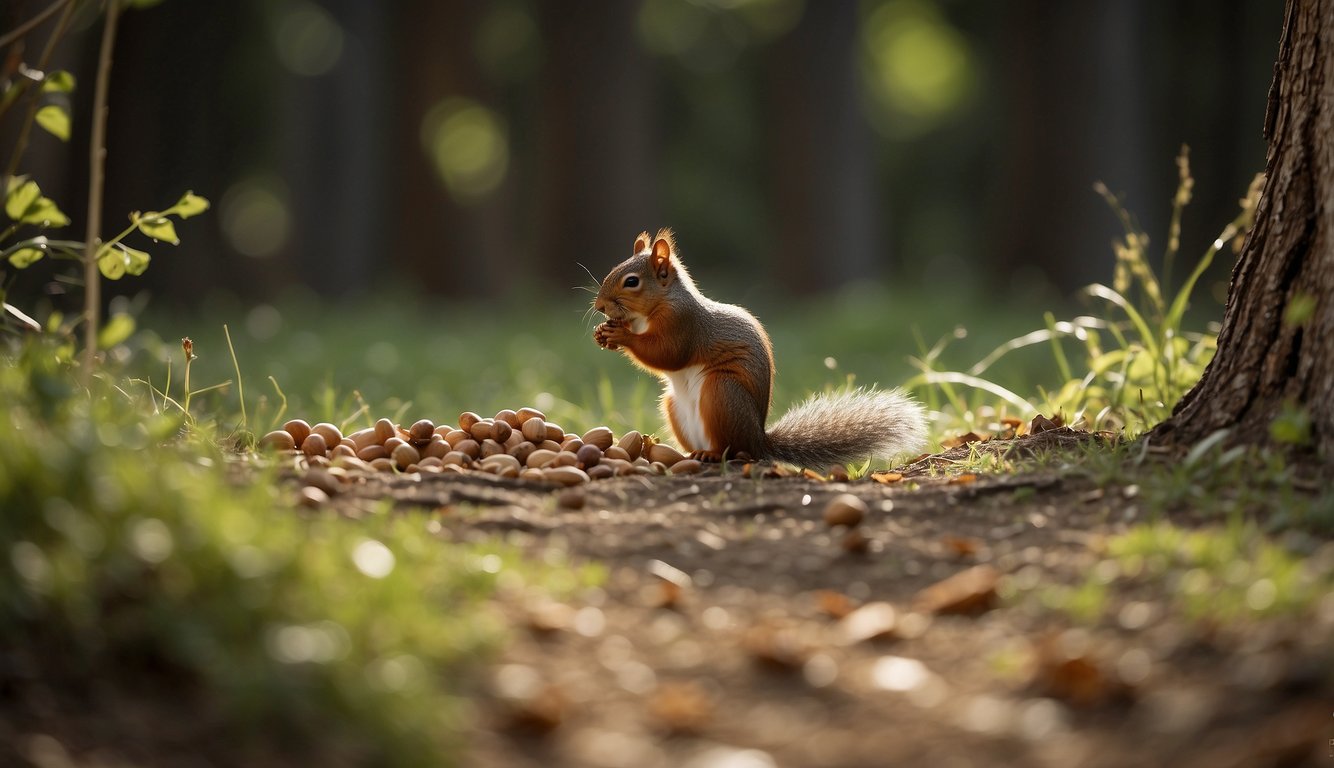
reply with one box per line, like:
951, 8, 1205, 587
20, 196, 69, 227
5, 179, 40, 220
121, 244, 151, 275
138, 216, 179, 244
1269, 401, 1311, 446
8, 247, 45, 268
35, 104, 70, 142
169, 191, 210, 219
42, 70, 76, 93
99, 313, 136, 349
98, 248, 128, 280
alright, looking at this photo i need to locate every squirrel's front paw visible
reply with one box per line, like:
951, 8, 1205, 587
594, 322, 630, 350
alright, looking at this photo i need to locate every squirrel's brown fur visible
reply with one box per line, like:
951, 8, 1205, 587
593, 230, 925, 466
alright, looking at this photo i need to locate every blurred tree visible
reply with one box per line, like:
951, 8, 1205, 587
1155, 0, 1334, 460
766, 0, 878, 294
534, 0, 657, 288
989, 0, 1148, 292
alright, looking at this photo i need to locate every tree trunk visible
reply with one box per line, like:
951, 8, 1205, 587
1153, 0, 1334, 461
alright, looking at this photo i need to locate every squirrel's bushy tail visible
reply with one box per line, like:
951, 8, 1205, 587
764, 387, 927, 468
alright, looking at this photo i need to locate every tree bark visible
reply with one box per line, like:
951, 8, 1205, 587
1154, 0, 1334, 461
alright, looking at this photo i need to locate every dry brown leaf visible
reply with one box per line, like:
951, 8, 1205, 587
948, 473, 978, 485
870, 471, 903, 485
743, 624, 811, 669
814, 589, 856, 619
1030, 414, 1060, 434
941, 431, 987, 449
647, 681, 715, 734
941, 535, 982, 558
913, 565, 1001, 615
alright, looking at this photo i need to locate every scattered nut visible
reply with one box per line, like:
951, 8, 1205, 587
259, 430, 295, 451
823, 494, 867, 527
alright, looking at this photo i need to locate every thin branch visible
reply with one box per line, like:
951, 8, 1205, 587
81, 0, 121, 382
0, 0, 74, 51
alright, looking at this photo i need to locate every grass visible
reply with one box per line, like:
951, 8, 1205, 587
910, 147, 1265, 439
130, 281, 1050, 453
0, 338, 602, 765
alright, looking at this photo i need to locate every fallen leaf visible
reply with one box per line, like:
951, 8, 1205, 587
870, 471, 903, 485
647, 681, 715, 734
941, 535, 982, 558
1030, 414, 1060, 434
948, 473, 978, 485
814, 589, 856, 619
941, 431, 987, 449
743, 624, 812, 670
913, 565, 1001, 615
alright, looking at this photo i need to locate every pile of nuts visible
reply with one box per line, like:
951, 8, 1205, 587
259, 407, 705, 486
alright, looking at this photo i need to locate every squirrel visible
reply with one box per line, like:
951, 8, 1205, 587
592, 228, 926, 467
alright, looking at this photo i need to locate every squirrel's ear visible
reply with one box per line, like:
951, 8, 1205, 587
650, 237, 674, 284
633, 232, 651, 255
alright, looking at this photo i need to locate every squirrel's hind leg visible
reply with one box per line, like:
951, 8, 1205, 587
698, 374, 768, 460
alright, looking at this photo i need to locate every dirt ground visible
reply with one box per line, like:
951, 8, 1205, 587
323, 429, 1333, 768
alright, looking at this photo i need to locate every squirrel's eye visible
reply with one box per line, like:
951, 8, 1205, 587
623, 275, 640, 288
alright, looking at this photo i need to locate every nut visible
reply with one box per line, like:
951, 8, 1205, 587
604, 445, 631, 462
517, 406, 545, 423
543, 422, 565, 443
283, 419, 312, 448
384, 436, 407, 453
481, 453, 522, 475
576, 443, 602, 468
259, 430, 296, 451
301, 432, 328, 458
348, 427, 379, 450
561, 437, 584, 453
543, 466, 590, 486
311, 422, 342, 447
442, 451, 470, 467
470, 419, 494, 442
455, 439, 481, 459
521, 417, 547, 443
670, 458, 703, 475
459, 411, 482, 430
373, 418, 396, 444
492, 419, 513, 444
588, 464, 615, 480
581, 426, 614, 451
480, 438, 505, 458
409, 419, 435, 442
444, 429, 470, 447
391, 443, 420, 469
495, 409, 521, 428
526, 448, 559, 469
618, 430, 643, 460
823, 494, 867, 527
509, 441, 537, 465
357, 444, 389, 462
647, 443, 685, 466
370, 457, 396, 473
423, 440, 451, 459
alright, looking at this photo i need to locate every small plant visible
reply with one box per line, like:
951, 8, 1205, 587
911, 147, 1265, 437
1, 0, 209, 377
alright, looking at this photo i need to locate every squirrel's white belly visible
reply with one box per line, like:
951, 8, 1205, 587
664, 365, 708, 451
